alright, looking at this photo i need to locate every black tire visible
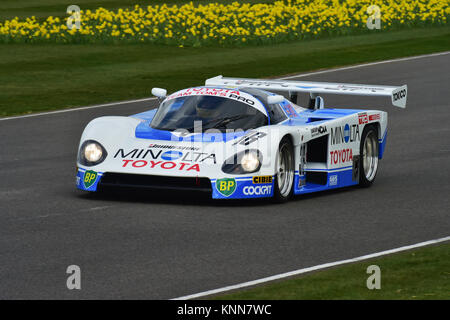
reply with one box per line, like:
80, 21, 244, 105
359, 125, 379, 187
273, 137, 295, 203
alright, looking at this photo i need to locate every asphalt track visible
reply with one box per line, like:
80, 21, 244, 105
0, 53, 449, 299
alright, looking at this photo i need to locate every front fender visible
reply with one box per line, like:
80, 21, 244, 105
78, 116, 142, 153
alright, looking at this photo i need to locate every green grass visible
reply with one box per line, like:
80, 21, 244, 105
0, 26, 449, 117
0, 27, 450, 116
0, 0, 272, 20
214, 243, 450, 300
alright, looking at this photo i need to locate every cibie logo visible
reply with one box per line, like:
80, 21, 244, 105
83, 170, 98, 189
161, 151, 183, 161
216, 178, 236, 197
253, 176, 273, 184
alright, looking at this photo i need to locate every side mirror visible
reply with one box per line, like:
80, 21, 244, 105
267, 94, 284, 105
151, 87, 167, 98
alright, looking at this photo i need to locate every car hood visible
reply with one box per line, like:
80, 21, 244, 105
77, 116, 277, 178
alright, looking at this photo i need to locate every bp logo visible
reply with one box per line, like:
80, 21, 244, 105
216, 178, 236, 197
83, 170, 98, 189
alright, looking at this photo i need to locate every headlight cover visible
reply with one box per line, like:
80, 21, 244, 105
78, 140, 107, 166
222, 149, 262, 174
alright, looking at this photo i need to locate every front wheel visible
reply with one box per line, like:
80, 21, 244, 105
273, 137, 295, 203
359, 126, 379, 187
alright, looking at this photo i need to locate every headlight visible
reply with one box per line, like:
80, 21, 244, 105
241, 152, 260, 172
84, 143, 103, 162
78, 140, 107, 166
222, 150, 262, 174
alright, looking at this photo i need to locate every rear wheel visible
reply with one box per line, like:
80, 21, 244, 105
273, 137, 294, 203
360, 126, 379, 187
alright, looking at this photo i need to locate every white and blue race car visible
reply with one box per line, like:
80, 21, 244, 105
76, 76, 407, 202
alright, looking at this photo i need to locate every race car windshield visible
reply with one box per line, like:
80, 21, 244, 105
150, 95, 267, 132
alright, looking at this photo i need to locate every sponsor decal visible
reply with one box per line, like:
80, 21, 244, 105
298, 175, 306, 188
166, 88, 257, 107
282, 103, 298, 118
216, 178, 237, 197
114, 148, 216, 164
393, 88, 406, 101
369, 114, 381, 122
358, 113, 368, 124
83, 170, 98, 189
330, 148, 353, 165
334, 85, 385, 92
330, 124, 360, 145
228, 94, 255, 106
243, 185, 272, 196
167, 88, 240, 100
235, 80, 289, 87
148, 143, 200, 151
253, 176, 273, 184
311, 125, 327, 137
233, 132, 267, 146
121, 160, 200, 172
329, 174, 338, 186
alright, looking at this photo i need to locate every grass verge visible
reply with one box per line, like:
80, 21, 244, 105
214, 242, 450, 300
0, 25, 449, 117
0, 0, 271, 20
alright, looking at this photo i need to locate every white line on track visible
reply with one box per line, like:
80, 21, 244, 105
0, 97, 157, 121
279, 51, 450, 80
1, 51, 448, 122
171, 236, 450, 300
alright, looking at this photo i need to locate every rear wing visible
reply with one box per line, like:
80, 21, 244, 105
205, 75, 407, 108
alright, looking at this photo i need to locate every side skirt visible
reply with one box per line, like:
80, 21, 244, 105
293, 167, 358, 195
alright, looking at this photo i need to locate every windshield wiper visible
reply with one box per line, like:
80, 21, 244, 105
179, 115, 252, 132
203, 114, 252, 130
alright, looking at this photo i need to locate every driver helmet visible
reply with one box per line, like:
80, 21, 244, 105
196, 96, 220, 118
